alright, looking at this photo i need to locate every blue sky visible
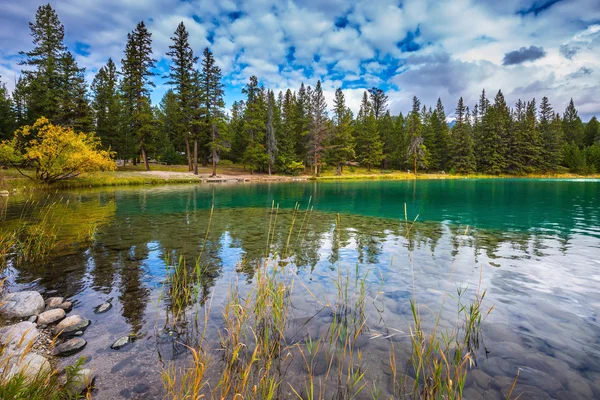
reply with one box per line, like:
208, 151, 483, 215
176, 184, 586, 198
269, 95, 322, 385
1, 0, 599, 120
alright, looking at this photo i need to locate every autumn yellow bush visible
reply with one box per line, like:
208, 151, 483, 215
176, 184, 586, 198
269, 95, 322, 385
0, 117, 115, 183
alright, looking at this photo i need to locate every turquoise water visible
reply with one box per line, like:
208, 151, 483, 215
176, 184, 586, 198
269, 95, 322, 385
3, 179, 600, 399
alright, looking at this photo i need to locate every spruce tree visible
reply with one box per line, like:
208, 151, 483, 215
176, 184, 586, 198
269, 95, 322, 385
156, 90, 184, 164
421, 105, 436, 170
120, 21, 156, 170
92, 58, 123, 155
57, 51, 92, 132
295, 83, 310, 163
478, 90, 509, 174
277, 89, 298, 170
308, 80, 328, 176
406, 96, 425, 175
378, 111, 395, 169
538, 97, 563, 171
368, 87, 388, 120
0, 79, 16, 140
450, 97, 476, 173
166, 22, 197, 171
563, 99, 585, 148
266, 90, 278, 175
584, 116, 599, 147
361, 110, 384, 171
200, 48, 227, 176
242, 76, 267, 174
228, 100, 246, 162
18, 4, 66, 124
330, 88, 355, 175
432, 98, 450, 171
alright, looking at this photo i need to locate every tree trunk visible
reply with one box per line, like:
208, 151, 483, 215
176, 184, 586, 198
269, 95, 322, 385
336, 164, 342, 176
186, 137, 193, 171
141, 145, 150, 171
194, 138, 198, 175
211, 125, 217, 177
268, 162, 272, 176
413, 154, 417, 176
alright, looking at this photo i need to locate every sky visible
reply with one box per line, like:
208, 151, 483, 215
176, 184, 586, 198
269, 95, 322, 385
1, 0, 599, 120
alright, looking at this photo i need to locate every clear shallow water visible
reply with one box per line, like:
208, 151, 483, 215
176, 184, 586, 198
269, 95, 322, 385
2, 179, 600, 399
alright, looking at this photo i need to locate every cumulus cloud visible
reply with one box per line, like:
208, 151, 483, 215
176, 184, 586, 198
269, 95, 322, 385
1, 0, 600, 120
502, 46, 547, 65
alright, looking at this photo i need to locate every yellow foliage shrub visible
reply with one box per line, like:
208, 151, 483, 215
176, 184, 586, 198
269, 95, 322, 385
0, 117, 115, 183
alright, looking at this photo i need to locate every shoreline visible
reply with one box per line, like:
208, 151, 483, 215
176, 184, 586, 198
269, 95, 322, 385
1, 168, 599, 193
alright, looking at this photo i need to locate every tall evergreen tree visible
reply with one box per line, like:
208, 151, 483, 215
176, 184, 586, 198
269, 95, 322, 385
450, 97, 476, 173
120, 21, 156, 170
431, 98, 450, 171
18, 4, 66, 125
0, 79, 16, 140
92, 58, 123, 154
242, 76, 267, 174
308, 80, 328, 176
368, 87, 388, 120
329, 88, 355, 175
406, 96, 426, 175
538, 96, 563, 171
277, 89, 298, 170
478, 90, 509, 174
200, 48, 227, 176
265, 90, 278, 175
57, 51, 92, 132
562, 99, 585, 148
166, 22, 197, 171
584, 116, 599, 147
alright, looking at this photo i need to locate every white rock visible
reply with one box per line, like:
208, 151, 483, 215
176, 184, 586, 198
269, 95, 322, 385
37, 308, 66, 325
0, 321, 39, 354
0, 291, 45, 318
53, 315, 90, 336
66, 368, 95, 394
0, 353, 51, 382
46, 297, 64, 308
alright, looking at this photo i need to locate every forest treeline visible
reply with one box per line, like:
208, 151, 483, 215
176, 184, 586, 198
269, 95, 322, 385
1, 4, 599, 176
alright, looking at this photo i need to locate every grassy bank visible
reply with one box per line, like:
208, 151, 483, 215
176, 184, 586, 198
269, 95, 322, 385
2, 164, 598, 192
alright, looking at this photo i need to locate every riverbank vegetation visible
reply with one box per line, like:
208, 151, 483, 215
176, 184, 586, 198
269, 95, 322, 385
1, 5, 600, 183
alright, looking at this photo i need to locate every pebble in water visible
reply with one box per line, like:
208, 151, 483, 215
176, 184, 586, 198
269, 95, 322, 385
53, 315, 90, 336
111, 335, 134, 350
37, 308, 66, 325
46, 297, 64, 309
94, 302, 112, 314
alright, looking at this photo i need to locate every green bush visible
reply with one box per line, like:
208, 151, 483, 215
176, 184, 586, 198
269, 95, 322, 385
219, 159, 233, 166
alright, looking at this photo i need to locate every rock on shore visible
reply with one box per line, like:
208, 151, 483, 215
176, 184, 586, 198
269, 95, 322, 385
0, 291, 45, 318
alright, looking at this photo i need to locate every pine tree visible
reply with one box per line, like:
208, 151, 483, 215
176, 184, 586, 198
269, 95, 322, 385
277, 89, 298, 170
522, 99, 543, 172
228, 100, 246, 162
563, 99, 585, 148
378, 111, 395, 169
92, 58, 123, 155
329, 88, 355, 175
57, 51, 92, 132
421, 105, 436, 170
155, 90, 183, 164
584, 116, 599, 147
478, 90, 509, 174
12, 77, 28, 127
406, 96, 426, 175
538, 97, 562, 171
0, 79, 16, 140
308, 80, 328, 176
120, 21, 156, 170
368, 87, 388, 120
200, 48, 227, 176
266, 90, 278, 175
166, 22, 197, 171
450, 97, 476, 173
18, 4, 66, 124
295, 83, 310, 163
242, 76, 267, 174
432, 98, 450, 171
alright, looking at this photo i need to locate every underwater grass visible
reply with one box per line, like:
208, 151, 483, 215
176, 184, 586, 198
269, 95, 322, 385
160, 203, 512, 400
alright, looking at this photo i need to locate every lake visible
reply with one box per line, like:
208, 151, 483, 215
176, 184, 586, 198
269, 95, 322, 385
2, 178, 600, 399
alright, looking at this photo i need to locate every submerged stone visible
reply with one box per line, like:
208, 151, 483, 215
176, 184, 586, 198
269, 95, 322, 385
94, 302, 112, 314
52, 338, 87, 356
111, 335, 133, 350
57, 301, 73, 311
66, 368, 95, 394
0, 291, 45, 318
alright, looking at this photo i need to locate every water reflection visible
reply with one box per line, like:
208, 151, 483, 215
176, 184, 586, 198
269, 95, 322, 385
1, 181, 599, 399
